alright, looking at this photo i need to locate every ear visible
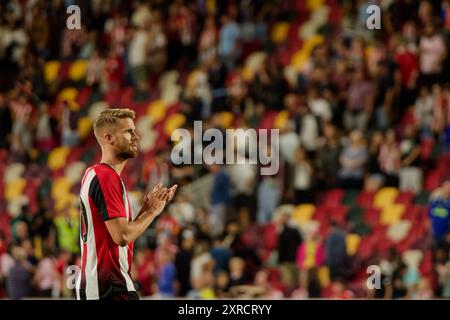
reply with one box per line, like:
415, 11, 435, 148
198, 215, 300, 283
104, 132, 114, 145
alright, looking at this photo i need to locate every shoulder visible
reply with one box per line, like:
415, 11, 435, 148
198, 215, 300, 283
92, 164, 121, 183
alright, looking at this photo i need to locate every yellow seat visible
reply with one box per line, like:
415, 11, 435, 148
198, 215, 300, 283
77, 117, 93, 139
346, 234, 361, 256
292, 204, 315, 226
147, 100, 168, 123
51, 176, 73, 200
219, 112, 234, 129
164, 113, 186, 136
307, 0, 324, 11
69, 60, 88, 81
57, 87, 78, 104
374, 187, 399, 209
318, 266, 330, 287
5, 178, 26, 201
274, 111, 289, 129
55, 193, 77, 211
271, 22, 290, 44
380, 203, 405, 225
44, 61, 61, 83
48, 147, 70, 170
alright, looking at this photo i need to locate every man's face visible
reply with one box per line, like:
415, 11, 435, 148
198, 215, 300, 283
109, 118, 140, 160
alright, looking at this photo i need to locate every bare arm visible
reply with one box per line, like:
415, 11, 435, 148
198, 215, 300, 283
105, 184, 177, 247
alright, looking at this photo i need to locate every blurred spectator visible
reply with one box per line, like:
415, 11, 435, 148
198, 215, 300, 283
296, 232, 324, 272
210, 235, 232, 274
277, 212, 302, 265
315, 123, 342, 189
344, 68, 374, 132
228, 256, 247, 287
365, 131, 384, 191
399, 125, 423, 193
324, 221, 350, 281
290, 147, 314, 205
0, 93, 13, 149
54, 207, 79, 255
33, 250, 59, 298
428, 178, 450, 245
415, 86, 435, 137
156, 249, 176, 297
338, 130, 368, 189
208, 163, 231, 236
175, 229, 195, 296
419, 22, 447, 88
379, 129, 401, 187
218, 14, 240, 70
6, 245, 33, 299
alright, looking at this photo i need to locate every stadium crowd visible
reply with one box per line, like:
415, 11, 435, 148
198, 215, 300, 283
0, 0, 450, 299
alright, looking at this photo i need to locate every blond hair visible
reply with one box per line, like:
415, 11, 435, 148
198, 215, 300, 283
93, 108, 136, 141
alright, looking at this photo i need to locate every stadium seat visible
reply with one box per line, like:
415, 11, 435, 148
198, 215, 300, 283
164, 113, 186, 136
77, 117, 93, 139
322, 188, 344, 207
57, 87, 78, 104
65, 162, 87, 184
380, 204, 405, 225
387, 220, 411, 242
292, 204, 316, 226
328, 205, 348, 224
306, 0, 324, 11
346, 234, 361, 256
88, 101, 109, 120
274, 111, 289, 130
424, 169, 443, 191
342, 189, 359, 206
318, 266, 330, 287
4, 163, 25, 184
5, 178, 26, 201
396, 191, 414, 205
51, 176, 72, 200
44, 60, 61, 83
69, 60, 88, 81
243, 51, 267, 81
271, 22, 290, 44
414, 190, 430, 205
363, 208, 381, 227
374, 187, 399, 209
357, 191, 375, 208
218, 112, 234, 129
75, 86, 92, 109
48, 147, 70, 170
147, 100, 168, 123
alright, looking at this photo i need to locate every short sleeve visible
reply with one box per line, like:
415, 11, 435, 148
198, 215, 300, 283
89, 172, 127, 221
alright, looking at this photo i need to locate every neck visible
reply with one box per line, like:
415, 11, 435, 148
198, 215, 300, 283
101, 153, 126, 175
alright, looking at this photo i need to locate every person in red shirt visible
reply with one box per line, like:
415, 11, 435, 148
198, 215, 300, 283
76, 108, 177, 300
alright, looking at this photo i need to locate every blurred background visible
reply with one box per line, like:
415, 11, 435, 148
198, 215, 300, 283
0, 0, 450, 300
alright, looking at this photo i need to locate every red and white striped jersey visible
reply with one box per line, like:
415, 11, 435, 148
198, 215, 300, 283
76, 163, 136, 300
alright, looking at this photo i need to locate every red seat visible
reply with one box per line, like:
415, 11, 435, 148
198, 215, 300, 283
357, 191, 375, 208
322, 189, 345, 207
328, 205, 348, 224
420, 138, 434, 162
424, 169, 443, 191
76, 86, 92, 108
396, 191, 414, 206
363, 208, 381, 227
